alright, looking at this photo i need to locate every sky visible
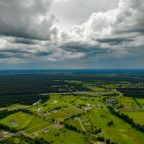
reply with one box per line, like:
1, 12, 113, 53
0, 0, 144, 69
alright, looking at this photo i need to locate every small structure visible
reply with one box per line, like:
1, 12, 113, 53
52, 100, 58, 104
37, 107, 42, 112
51, 110, 57, 113
33, 99, 42, 106
86, 103, 91, 107
44, 128, 49, 133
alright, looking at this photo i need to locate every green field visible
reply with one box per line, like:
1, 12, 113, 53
123, 111, 144, 125
40, 128, 90, 144
0, 112, 52, 134
0, 78, 144, 144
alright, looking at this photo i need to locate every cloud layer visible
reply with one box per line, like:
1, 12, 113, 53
0, 0, 56, 40
0, 0, 144, 68
51, 0, 118, 27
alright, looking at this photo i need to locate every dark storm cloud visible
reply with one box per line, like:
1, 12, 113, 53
0, 49, 31, 58
0, 0, 144, 68
97, 37, 134, 45
113, 0, 144, 35
0, 0, 56, 40
13, 38, 39, 45
0, 45, 54, 58
35, 51, 52, 56
61, 41, 112, 57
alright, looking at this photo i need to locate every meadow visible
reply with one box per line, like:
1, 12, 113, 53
0, 71, 144, 144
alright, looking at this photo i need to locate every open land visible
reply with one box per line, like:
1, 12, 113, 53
0, 70, 144, 144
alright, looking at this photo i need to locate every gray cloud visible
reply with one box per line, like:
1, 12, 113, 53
97, 37, 134, 45
0, 0, 57, 40
113, 0, 144, 35
12, 38, 39, 45
51, 0, 118, 28
0, 0, 144, 69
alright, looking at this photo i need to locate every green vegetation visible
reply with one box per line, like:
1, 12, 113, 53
0, 73, 144, 144
0, 112, 52, 134
40, 128, 90, 144
123, 111, 144, 125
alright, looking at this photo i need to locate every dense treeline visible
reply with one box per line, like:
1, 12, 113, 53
96, 136, 117, 144
0, 76, 74, 95
0, 134, 50, 144
0, 73, 143, 95
0, 123, 18, 133
0, 73, 144, 107
64, 123, 83, 133
0, 110, 20, 119
0, 74, 86, 107
0, 94, 49, 107
117, 88, 144, 98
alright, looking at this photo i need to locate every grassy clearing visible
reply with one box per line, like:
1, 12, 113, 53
1, 92, 144, 144
0, 135, 33, 144
116, 96, 143, 110
29, 94, 105, 113
89, 108, 144, 144
123, 111, 144, 125
0, 112, 51, 134
39, 127, 91, 144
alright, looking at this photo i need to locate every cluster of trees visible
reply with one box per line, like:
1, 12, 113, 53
91, 128, 101, 135
0, 94, 49, 107
0, 109, 20, 119
96, 136, 117, 144
64, 123, 86, 134
117, 88, 144, 98
0, 134, 50, 144
0, 123, 18, 133
64, 123, 102, 135
34, 138, 50, 144
0, 75, 76, 95
107, 121, 114, 126
21, 109, 34, 115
